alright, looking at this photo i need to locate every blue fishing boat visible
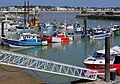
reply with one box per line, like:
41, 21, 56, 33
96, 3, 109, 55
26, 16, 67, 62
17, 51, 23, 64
89, 26, 112, 39
5, 33, 48, 47
74, 22, 84, 35
40, 22, 57, 36
90, 33, 111, 39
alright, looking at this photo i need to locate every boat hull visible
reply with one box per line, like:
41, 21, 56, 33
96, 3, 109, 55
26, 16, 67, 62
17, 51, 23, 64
114, 31, 120, 36
7, 39, 47, 47
84, 63, 120, 75
90, 33, 111, 39
43, 36, 72, 43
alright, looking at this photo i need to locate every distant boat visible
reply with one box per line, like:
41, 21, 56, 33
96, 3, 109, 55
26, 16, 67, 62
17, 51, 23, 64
44, 35, 73, 43
114, 31, 120, 36
108, 24, 120, 32
3, 33, 48, 47
89, 26, 112, 39
40, 22, 57, 36
74, 22, 84, 34
66, 24, 74, 30
43, 31, 73, 43
107, 24, 120, 36
16, 22, 30, 32
90, 33, 111, 39
16, 26, 29, 32
0, 19, 17, 37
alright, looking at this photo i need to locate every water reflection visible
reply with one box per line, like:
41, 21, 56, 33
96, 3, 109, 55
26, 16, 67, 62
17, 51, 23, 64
48, 41, 73, 51
12, 46, 48, 57
1, 35, 120, 84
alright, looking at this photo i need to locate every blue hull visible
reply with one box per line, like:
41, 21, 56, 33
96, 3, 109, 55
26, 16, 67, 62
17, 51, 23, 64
16, 26, 29, 29
7, 40, 43, 46
91, 33, 111, 39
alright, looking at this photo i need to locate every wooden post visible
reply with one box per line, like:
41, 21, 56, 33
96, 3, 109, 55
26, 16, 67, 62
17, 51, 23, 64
105, 36, 110, 82
1, 22, 4, 37
84, 19, 87, 35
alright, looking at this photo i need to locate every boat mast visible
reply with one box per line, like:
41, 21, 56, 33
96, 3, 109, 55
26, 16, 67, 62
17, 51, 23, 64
24, 0, 26, 27
27, 0, 29, 23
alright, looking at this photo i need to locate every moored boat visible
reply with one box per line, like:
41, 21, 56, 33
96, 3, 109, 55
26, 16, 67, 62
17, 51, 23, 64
90, 33, 111, 39
84, 46, 120, 75
3, 33, 48, 47
114, 31, 120, 36
43, 35, 73, 43
89, 26, 112, 39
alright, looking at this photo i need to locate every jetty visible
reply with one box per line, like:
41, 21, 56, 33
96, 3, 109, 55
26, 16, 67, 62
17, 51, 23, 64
0, 49, 97, 81
76, 11, 120, 21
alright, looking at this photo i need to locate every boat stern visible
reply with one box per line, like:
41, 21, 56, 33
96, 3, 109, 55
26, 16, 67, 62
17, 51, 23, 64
42, 41, 48, 46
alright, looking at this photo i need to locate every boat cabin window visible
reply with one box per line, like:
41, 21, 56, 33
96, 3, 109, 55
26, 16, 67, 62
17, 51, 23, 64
93, 52, 105, 59
114, 56, 120, 64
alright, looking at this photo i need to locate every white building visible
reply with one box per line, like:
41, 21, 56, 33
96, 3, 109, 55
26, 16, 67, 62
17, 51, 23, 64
56, 7, 67, 11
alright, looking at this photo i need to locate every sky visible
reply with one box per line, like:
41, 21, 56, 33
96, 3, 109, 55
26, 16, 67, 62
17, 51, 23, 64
0, 0, 120, 7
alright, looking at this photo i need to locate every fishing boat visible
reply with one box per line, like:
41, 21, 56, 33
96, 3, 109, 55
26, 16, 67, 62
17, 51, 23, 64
40, 22, 57, 36
74, 22, 84, 35
16, 22, 30, 32
89, 26, 112, 39
108, 24, 120, 32
90, 33, 111, 39
43, 31, 73, 43
4, 33, 48, 47
107, 24, 120, 36
67, 23, 84, 37
84, 46, 120, 75
43, 35, 73, 43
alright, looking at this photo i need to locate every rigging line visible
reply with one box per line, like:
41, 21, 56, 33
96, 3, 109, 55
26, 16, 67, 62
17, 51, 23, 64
0, 65, 24, 72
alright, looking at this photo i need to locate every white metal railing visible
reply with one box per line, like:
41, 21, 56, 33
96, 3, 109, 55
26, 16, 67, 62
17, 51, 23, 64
0, 49, 97, 81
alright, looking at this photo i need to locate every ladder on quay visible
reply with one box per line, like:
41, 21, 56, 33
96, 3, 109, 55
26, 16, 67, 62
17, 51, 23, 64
0, 49, 97, 81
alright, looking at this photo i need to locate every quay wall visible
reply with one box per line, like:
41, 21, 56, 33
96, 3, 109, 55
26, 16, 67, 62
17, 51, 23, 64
76, 14, 120, 21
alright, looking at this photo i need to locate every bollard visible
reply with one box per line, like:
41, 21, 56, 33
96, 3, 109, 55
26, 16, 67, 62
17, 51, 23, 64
110, 69, 116, 81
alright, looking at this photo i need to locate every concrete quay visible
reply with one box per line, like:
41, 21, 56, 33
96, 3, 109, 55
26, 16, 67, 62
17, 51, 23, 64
76, 14, 120, 21
71, 74, 120, 84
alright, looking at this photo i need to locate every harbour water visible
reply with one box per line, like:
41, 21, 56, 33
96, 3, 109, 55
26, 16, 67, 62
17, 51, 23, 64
1, 12, 120, 84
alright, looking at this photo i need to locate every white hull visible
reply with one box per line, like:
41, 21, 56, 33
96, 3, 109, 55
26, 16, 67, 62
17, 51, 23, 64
9, 44, 36, 48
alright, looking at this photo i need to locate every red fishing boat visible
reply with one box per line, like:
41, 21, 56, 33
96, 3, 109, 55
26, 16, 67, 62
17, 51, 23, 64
43, 31, 73, 43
